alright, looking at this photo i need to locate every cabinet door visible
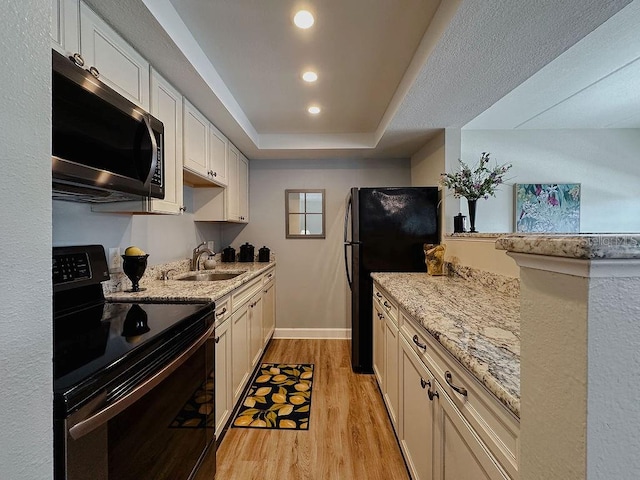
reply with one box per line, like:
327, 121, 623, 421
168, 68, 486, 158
400, 337, 435, 480
384, 315, 399, 430
262, 278, 275, 344
209, 125, 229, 187
249, 293, 263, 368
434, 384, 509, 480
79, 2, 149, 109
183, 99, 209, 178
148, 69, 184, 213
238, 153, 249, 222
231, 304, 250, 403
214, 318, 232, 438
373, 302, 385, 388
51, 0, 79, 55
226, 145, 240, 221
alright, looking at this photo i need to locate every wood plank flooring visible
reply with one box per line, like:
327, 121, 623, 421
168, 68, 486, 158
214, 339, 410, 480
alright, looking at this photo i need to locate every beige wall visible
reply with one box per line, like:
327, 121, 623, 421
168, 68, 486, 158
444, 237, 519, 278
411, 130, 445, 186
223, 158, 411, 333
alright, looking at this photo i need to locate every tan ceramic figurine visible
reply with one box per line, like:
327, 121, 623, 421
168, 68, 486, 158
424, 243, 446, 276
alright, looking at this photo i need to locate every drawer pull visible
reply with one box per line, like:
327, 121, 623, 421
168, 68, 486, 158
420, 378, 431, 389
383, 301, 391, 309
412, 335, 427, 351
377, 312, 383, 320
428, 388, 439, 401
376, 292, 382, 298
445, 371, 468, 396
215, 307, 227, 317
214, 336, 220, 343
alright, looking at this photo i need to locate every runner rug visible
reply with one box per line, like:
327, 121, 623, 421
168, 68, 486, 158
232, 363, 314, 430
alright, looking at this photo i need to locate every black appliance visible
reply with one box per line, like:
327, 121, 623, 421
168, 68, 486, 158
221, 246, 236, 262
52, 50, 164, 203
258, 246, 271, 262
238, 242, 255, 262
344, 187, 439, 372
53, 245, 215, 480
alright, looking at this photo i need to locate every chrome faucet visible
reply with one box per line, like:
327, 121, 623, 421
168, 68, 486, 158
191, 242, 214, 271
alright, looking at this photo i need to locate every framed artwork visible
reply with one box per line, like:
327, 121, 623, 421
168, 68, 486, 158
515, 183, 581, 233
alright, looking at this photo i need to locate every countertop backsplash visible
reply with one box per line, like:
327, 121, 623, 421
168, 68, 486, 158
445, 261, 520, 297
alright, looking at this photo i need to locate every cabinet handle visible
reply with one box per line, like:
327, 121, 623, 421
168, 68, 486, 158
420, 378, 430, 389
383, 301, 391, 309
214, 336, 220, 343
71, 52, 85, 67
428, 388, 439, 401
445, 371, 468, 396
179, 206, 186, 213
412, 335, 427, 351
375, 292, 382, 298
267, 273, 273, 278
215, 307, 227, 317
88, 66, 100, 78
377, 312, 384, 320
212, 171, 217, 177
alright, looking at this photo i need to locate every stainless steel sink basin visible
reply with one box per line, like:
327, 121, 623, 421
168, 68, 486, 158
177, 271, 245, 282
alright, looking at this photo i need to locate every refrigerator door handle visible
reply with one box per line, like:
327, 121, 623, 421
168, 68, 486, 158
344, 193, 353, 290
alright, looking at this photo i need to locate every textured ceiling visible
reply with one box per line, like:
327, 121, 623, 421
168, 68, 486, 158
84, 0, 633, 160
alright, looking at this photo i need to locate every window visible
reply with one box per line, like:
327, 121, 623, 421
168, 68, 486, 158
285, 189, 325, 239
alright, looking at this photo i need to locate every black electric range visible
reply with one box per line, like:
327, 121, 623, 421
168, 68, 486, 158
53, 245, 216, 480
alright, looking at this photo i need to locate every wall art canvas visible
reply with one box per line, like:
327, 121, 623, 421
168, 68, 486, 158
515, 183, 581, 233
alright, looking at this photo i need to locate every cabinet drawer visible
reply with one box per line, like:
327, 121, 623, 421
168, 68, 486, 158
373, 283, 398, 325
214, 295, 230, 327
401, 314, 519, 479
231, 277, 262, 310
262, 268, 275, 286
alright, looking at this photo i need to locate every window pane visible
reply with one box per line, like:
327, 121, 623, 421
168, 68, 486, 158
288, 214, 306, 235
288, 192, 304, 213
306, 193, 323, 213
306, 214, 323, 235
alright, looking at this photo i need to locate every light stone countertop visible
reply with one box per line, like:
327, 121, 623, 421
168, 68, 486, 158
496, 233, 640, 259
371, 272, 520, 418
106, 260, 276, 303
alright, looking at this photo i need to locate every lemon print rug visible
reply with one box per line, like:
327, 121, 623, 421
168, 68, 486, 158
232, 363, 314, 430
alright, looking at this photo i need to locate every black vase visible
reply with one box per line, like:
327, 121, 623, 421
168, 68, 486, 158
122, 254, 149, 292
467, 199, 477, 233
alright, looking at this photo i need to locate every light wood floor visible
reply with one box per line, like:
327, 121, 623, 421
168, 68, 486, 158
215, 339, 410, 480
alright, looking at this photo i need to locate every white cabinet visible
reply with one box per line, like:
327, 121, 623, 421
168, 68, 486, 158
92, 69, 184, 214
79, 2, 149, 109
183, 99, 228, 187
51, 0, 79, 55
214, 315, 232, 439
400, 336, 436, 480
209, 124, 229, 187
230, 302, 250, 404
193, 146, 249, 223
248, 291, 263, 368
262, 270, 276, 344
372, 284, 400, 430
373, 281, 519, 480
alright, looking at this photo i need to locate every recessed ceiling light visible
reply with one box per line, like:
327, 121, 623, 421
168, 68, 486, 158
294, 10, 314, 29
308, 105, 321, 115
302, 71, 318, 83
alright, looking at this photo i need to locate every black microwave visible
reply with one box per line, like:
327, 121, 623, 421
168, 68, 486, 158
52, 50, 164, 203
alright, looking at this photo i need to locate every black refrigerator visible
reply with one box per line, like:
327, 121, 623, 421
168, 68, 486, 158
344, 187, 440, 373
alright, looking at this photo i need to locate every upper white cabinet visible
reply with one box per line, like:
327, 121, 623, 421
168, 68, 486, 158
183, 99, 228, 187
51, 0, 79, 55
79, 2, 150, 109
238, 153, 249, 222
209, 124, 229, 187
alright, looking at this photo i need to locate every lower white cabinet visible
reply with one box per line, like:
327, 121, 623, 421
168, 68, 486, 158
214, 316, 232, 438
248, 290, 263, 368
262, 272, 275, 344
230, 301, 250, 404
373, 281, 518, 480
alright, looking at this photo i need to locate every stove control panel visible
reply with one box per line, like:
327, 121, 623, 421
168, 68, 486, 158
52, 245, 110, 291
53, 253, 91, 284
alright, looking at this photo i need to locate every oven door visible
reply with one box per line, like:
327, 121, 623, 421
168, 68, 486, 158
59, 322, 215, 480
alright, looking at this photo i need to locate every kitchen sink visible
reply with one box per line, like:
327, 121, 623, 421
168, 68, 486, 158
177, 271, 245, 282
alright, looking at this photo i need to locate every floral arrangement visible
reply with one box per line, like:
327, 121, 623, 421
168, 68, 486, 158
440, 152, 512, 200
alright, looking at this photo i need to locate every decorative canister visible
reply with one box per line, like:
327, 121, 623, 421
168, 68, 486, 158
239, 243, 255, 262
258, 246, 270, 262
221, 246, 236, 263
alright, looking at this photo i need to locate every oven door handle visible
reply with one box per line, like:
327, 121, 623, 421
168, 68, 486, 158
68, 322, 215, 441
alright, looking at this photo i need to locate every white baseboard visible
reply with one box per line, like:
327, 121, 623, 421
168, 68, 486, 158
273, 328, 351, 339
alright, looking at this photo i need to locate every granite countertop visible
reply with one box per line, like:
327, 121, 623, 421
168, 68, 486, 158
371, 272, 520, 418
106, 260, 276, 303
496, 233, 640, 259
